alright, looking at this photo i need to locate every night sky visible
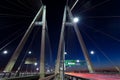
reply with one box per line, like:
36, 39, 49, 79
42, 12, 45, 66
0, 0, 120, 71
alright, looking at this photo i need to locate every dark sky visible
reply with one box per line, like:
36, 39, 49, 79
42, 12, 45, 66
0, 0, 120, 71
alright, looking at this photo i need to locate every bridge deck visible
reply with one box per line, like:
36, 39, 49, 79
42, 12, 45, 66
65, 72, 120, 80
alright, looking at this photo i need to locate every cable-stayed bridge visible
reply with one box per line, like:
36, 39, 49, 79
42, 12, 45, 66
0, 0, 120, 80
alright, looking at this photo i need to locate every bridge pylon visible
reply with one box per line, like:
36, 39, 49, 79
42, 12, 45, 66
4, 5, 47, 78
55, 5, 95, 75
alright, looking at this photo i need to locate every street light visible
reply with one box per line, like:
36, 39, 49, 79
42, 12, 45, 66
36, 68, 39, 71
90, 50, 100, 68
63, 52, 67, 70
34, 62, 38, 66
61, 52, 67, 80
64, 52, 67, 55
73, 17, 79, 23
51, 69, 53, 72
76, 60, 80, 63
90, 51, 95, 55
3, 50, 8, 54
28, 51, 32, 54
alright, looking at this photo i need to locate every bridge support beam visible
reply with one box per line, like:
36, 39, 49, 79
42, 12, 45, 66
55, 5, 94, 75
55, 6, 67, 75
4, 6, 44, 72
4, 5, 47, 77
40, 6, 46, 78
67, 6, 94, 73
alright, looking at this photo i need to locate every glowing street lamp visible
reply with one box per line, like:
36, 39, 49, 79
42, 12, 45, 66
36, 68, 39, 71
76, 60, 80, 63
3, 50, 8, 54
28, 51, 32, 54
64, 52, 67, 55
63, 52, 67, 71
90, 51, 95, 55
73, 17, 79, 23
34, 62, 38, 66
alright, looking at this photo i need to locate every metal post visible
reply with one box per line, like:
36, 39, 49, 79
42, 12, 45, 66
40, 6, 46, 78
4, 6, 43, 72
62, 41, 65, 80
67, 6, 95, 73
55, 6, 67, 74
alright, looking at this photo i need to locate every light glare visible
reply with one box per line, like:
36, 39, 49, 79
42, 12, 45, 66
76, 60, 80, 63
3, 50, 8, 54
64, 52, 67, 55
36, 68, 39, 71
34, 62, 38, 66
90, 51, 94, 55
28, 51, 32, 54
73, 17, 79, 23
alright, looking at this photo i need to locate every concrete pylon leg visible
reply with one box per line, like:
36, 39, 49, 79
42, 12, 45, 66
4, 6, 43, 72
55, 6, 67, 75
67, 6, 94, 73
40, 6, 46, 78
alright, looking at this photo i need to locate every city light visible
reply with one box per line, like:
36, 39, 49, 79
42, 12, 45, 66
36, 68, 39, 71
51, 69, 53, 72
47, 69, 50, 73
76, 60, 80, 63
34, 62, 38, 66
3, 50, 8, 54
90, 51, 95, 55
28, 51, 32, 54
73, 17, 79, 23
64, 52, 67, 55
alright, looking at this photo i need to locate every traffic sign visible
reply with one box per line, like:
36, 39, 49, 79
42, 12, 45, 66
64, 60, 86, 66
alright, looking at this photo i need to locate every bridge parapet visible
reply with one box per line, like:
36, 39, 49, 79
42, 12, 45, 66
0, 72, 39, 79
0, 72, 55, 80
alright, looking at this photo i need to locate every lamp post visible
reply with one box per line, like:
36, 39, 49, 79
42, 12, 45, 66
64, 52, 67, 70
34, 62, 38, 73
90, 50, 100, 70
62, 52, 67, 80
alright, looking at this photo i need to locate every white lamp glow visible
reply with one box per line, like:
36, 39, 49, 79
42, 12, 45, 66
90, 51, 94, 55
34, 62, 38, 66
36, 68, 39, 71
3, 50, 8, 54
64, 52, 67, 55
73, 17, 79, 23
28, 51, 32, 54
76, 60, 80, 63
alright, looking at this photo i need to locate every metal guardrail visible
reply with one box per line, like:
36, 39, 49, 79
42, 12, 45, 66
0, 72, 55, 80
2, 75, 39, 80
0, 72, 39, 79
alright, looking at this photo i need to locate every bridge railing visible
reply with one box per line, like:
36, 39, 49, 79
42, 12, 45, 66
0, 72, 56, 80
0, 72, 39, 78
